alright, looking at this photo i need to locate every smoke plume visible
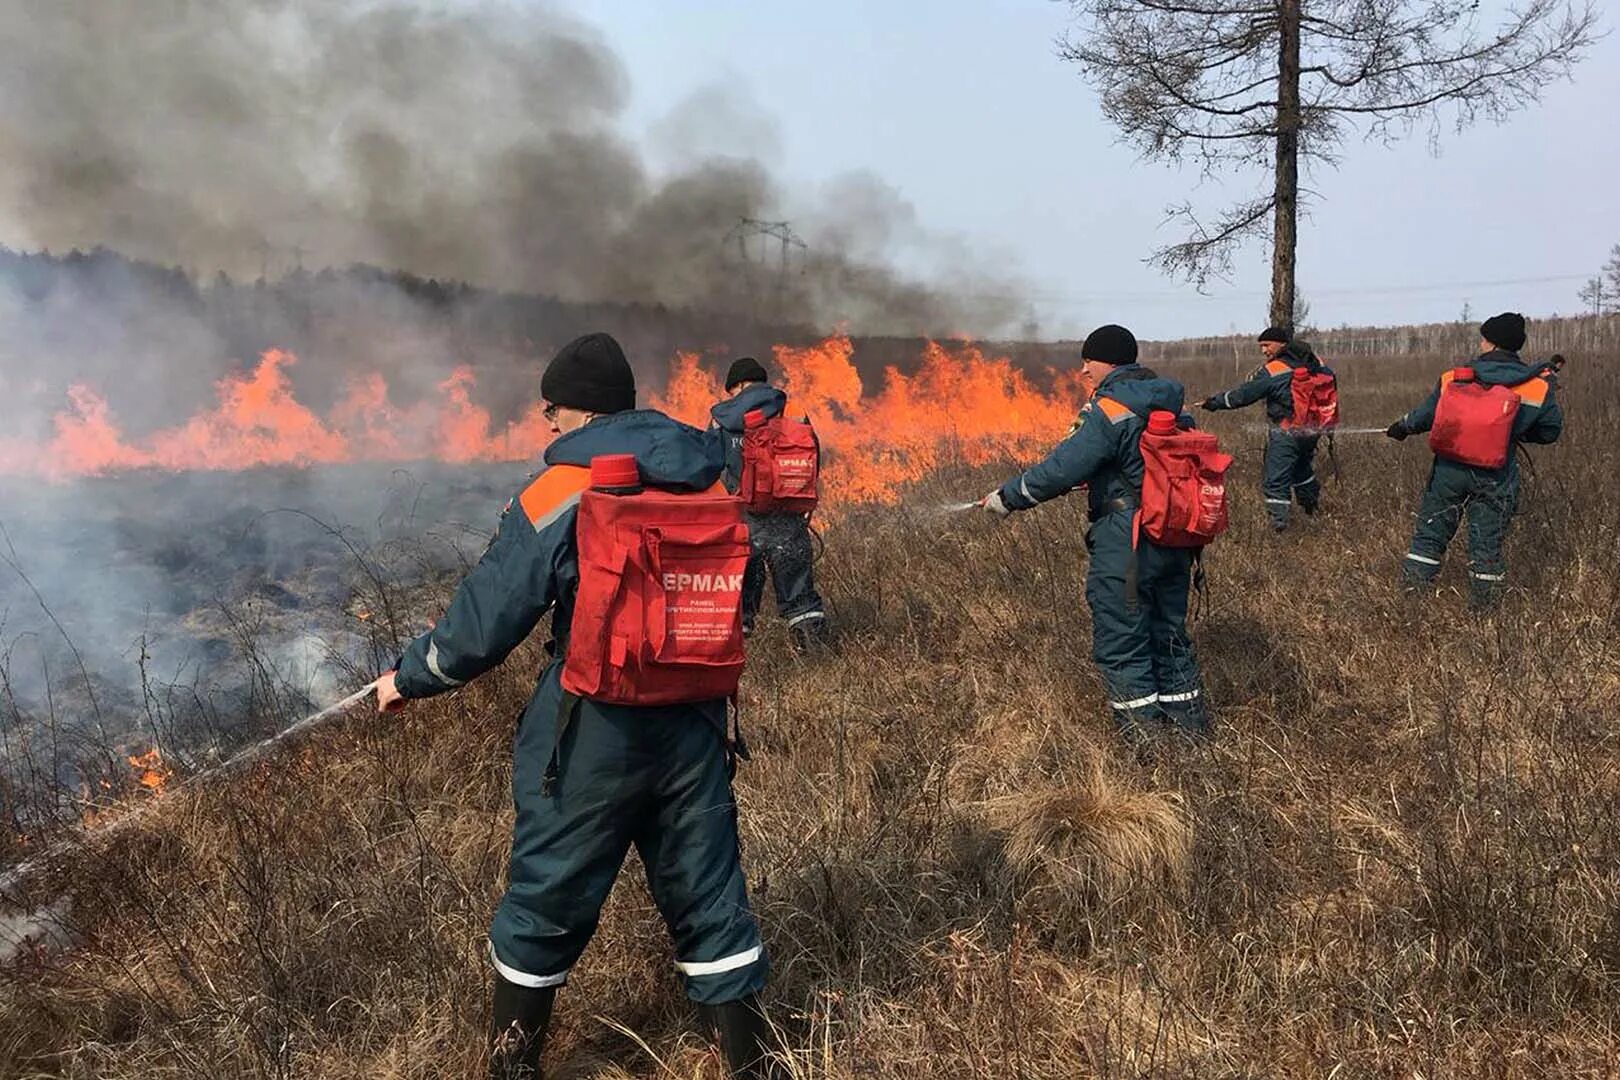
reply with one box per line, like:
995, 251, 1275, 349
0, 0, 1024, 335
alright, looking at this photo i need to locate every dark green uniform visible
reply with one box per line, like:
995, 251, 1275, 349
1394, 351, 1562, 607
709, 383, 827, 643
395, 410, 767, 1005
996, 365, 1210, 738
1201, 346, 1336, 530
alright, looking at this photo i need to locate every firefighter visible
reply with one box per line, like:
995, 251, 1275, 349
1385, 312, 1563, 609
373, 333, 775, 1079
709, 356, 830, 650
982, 325, 1211, 742
1198, 328, 1335, 531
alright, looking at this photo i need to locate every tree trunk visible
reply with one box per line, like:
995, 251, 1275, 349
1270, 0, 1302, 331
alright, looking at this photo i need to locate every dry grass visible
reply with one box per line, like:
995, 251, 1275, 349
2, 347, 1619, 1078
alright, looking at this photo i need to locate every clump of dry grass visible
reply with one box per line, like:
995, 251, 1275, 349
986, 761, 1191, 920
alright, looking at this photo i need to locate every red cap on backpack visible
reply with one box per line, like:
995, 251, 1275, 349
589, 453, 641, 491
1147, 409, 1179, 435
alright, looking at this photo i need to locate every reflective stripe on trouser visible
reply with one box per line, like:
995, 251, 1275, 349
1085, 511, 1205, 729
492, 668, 767, 1006
1402, 459, 1518, 592
741, 511, 826, 626
1263, 430, 1321, 526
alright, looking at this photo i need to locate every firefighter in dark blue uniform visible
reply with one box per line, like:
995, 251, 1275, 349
709, 357, 830, 650
1199, 328, 1335, 530
982, 325, 1211, 742
374, 334, 775, 1079
1385, 313, 1563, 609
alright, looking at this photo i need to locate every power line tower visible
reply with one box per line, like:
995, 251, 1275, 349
723, 217, 806, 325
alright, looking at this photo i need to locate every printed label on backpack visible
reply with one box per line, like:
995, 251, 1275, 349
741, 411, 820, 513
564, 480, 749, 705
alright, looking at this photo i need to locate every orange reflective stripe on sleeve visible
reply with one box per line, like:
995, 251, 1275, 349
1095, 397, 1133, 423
1265, 360, 1292, 376
518, 464, 592, 531
1511, 376, 1549, 407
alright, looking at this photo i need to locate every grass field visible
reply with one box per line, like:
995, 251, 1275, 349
2, 345, 1617, 1078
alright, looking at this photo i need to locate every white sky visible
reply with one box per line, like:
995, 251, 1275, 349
571, 0, 1620, 338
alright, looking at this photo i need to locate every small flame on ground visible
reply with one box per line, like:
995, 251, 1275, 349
126, 748, 171, 795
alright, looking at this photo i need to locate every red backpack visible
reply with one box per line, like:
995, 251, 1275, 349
562, 454, 750, 706
739, 408, 820, 514
1136, 409, 1233, 548
1428, 368, 1520, 469
1283, 368, 1339, 432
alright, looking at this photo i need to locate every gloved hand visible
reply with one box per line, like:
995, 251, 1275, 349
982, 490, 1011, 518
1199, 395, 1221, 411
1385, 420, 1410, 441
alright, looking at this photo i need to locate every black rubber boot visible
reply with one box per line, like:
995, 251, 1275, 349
488, 977, 555, 1080
700, 994, 778, 1078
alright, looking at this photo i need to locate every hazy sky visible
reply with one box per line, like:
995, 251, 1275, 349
574, 0, 1619, 339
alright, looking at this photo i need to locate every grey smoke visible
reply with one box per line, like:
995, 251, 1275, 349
0, 0, 1024, 335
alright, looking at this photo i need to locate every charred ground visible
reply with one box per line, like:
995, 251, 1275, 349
1, 344, 1619, 1078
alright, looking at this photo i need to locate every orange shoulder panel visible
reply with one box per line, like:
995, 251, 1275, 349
1095, 397, 1133, 422
1511, 377, 1549, 406
518, 464, 592, 527
1265, 360, 1293, 376
1439, 369, 1459, 387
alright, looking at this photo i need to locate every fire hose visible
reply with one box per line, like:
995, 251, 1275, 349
0, 683, 377, 896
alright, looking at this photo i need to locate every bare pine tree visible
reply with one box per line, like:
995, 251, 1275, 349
1061, 0, 1600, 329
1579, 277, 1607, 317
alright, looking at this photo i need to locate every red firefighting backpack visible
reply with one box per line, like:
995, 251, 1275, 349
1428, 368, 1520, 469
561, 454, 751, 706
1136, 409, 1233, 548
739, 408, 820, 514
1282, 368, 1339, 432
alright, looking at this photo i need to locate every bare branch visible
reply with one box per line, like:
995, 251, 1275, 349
1149, 194, 1277, 289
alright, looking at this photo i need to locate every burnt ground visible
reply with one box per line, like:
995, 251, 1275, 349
0, 462, 535, 817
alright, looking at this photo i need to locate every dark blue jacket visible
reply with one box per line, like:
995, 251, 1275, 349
998, 364, 1191, 519
394, 410, 725, 698
1205, 348, 1336, 427
708, 384, 788, 493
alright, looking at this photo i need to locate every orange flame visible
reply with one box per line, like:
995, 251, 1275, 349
10, 348, 554, 479
9, 337, 1086, 506
651, 336, 1085, 506
127, 748, 171, 795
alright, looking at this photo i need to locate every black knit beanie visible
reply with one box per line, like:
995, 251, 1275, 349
540, 333, 636, 414
724, 356, 769, 391
1480, 312, 1527, 353
1258, 325, 1290, 344
1081, 324, 1138, 366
